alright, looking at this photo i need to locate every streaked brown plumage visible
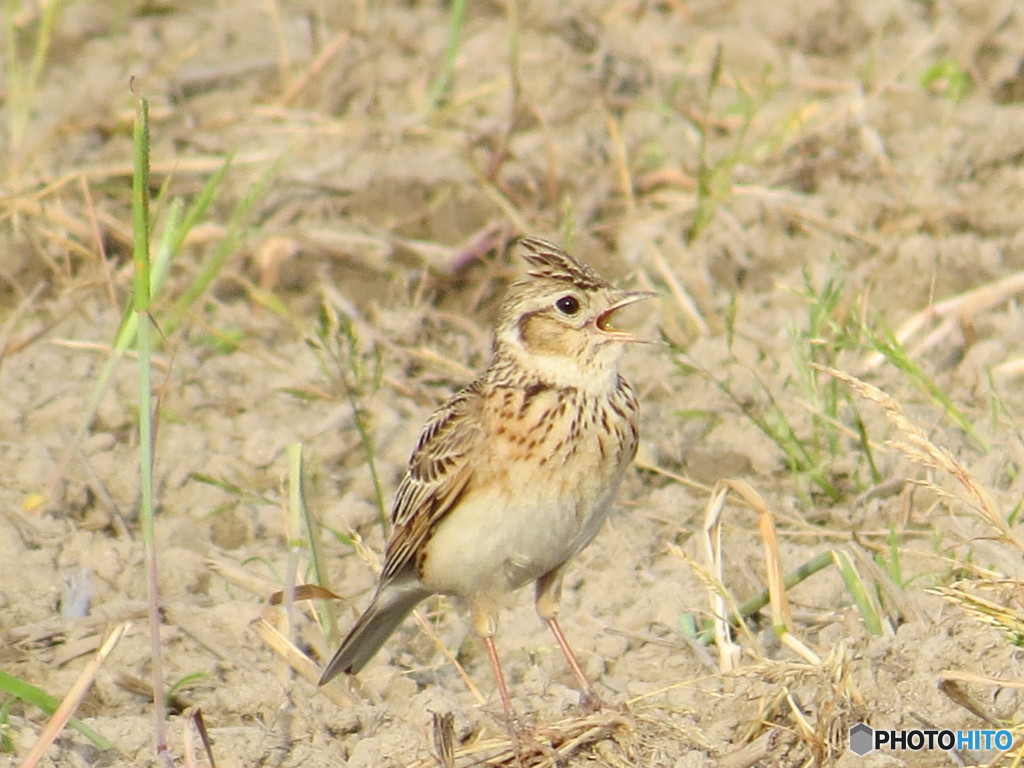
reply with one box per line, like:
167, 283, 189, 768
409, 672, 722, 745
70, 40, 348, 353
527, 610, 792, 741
319, 236, 653, 718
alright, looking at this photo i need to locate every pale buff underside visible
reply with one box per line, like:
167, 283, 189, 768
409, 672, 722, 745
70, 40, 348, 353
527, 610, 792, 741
418, 383, 633, 617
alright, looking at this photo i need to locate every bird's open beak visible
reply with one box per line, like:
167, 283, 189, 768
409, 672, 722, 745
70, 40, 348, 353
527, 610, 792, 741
595, 290, 657, 342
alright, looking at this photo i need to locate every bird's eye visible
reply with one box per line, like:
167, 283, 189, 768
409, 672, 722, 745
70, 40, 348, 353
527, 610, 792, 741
555, 295, 580, 315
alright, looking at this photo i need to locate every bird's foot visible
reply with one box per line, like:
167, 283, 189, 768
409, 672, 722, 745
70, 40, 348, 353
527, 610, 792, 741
579, 688, 605, 713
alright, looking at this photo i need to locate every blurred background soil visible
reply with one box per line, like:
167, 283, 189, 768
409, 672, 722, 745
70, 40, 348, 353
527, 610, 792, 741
2, 1, 1023, 766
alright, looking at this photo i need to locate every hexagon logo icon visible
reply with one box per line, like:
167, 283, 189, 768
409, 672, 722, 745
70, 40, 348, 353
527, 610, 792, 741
849, 723, 874, 756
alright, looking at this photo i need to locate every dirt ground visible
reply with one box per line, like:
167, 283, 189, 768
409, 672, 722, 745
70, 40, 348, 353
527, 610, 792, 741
2, 1, 1024, 766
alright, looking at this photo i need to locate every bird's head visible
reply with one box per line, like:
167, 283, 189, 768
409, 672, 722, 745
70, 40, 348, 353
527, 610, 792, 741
493, 238, 655, 387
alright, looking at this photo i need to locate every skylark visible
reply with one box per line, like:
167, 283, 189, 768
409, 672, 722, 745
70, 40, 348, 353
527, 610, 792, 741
319, 237, 653, 718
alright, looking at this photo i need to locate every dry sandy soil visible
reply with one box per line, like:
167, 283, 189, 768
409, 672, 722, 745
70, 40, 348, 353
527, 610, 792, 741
2, 1, 1024, 766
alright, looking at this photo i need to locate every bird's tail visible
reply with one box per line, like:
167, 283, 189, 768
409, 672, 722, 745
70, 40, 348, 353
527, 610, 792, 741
319, 582, 429, 685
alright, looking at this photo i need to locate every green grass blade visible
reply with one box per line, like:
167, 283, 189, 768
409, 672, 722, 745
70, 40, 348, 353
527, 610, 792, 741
311, 303, 387, 526
133, 93, 169, 759
0, 671, 111, 749
868, 323, 987, 448
167, 157, 231, 259
165, 672, 205, 705
287, 443, 338, 644
850, 398, 883, 485
734, 551, 834, 620
54, 154, 229, 503
165, 153, 284, 333
685, 551, 834, 646
833, 549, 883, 635
424, 0, 467, 114
885, 527, 902, 586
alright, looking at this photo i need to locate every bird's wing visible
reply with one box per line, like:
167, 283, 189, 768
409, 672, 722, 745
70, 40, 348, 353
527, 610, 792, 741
380, 383, 484, 582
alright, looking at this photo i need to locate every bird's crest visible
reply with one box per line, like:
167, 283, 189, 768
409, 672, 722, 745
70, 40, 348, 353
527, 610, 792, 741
517, 237, 610, 291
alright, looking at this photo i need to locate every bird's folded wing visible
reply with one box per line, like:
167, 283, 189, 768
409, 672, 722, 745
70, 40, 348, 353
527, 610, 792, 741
381, 385, 484, 581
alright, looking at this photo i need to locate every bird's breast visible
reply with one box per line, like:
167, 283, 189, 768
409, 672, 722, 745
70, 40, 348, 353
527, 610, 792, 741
417, 380, 638, 601
486, 382, 638, 485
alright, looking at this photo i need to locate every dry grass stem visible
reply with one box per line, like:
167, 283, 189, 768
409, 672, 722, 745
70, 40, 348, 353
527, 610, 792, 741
411, 607, 486, 705
277, 32, 351, 107
700, 485, 741, 672
861, 271, 1024, 371
605, 112, 635, 213
646, 241, 710, 335
207, 556, 281, 598
816, 364, 1024, 555
406, 710, 632, 768
939, 669, 1024, 690
724, 479, 821, 665
19, 623, 130, 768
928, 581, 1024, 644
250, 616, 357, 707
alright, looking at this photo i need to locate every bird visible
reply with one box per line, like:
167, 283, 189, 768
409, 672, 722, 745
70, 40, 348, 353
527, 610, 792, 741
318, 236, 653, 721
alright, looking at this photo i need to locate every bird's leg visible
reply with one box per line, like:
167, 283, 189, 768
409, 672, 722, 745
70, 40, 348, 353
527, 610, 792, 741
482, 636, 517, 726
535, 570, 602, 711
473, 606, 523, 754
545, 617, 601, 709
